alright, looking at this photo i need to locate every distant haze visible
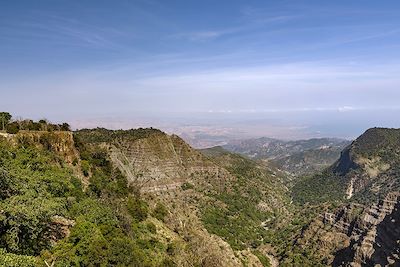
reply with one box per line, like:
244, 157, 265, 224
1, 1, 400, 141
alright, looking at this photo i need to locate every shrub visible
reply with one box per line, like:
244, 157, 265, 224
81, 160, 90, 177
127, 196, 148, 222
0, 249, 36, 267
6, 122, 19, 134
181, 182, 194, 190
153, 202, 168, 222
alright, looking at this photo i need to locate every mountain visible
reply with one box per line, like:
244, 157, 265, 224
224, 137, 350, 176
294, 128, 400, 205
0, 118, 399, 267
290, 128, 400, 266
77, 130, 293, 265
270, 147, 346, 177
0, 123, 294, 266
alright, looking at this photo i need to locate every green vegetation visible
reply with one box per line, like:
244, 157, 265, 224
152, 202, 168, 222
181, 182, 194, 190
252, 250, 271, 267
0, 123, 177, 266
0, 248, 37, 267
0, 112, 12, 131
0, 111, 71, 134
200, 149, 289, 250
74, 127, 163, 144
292, 171, 347, 205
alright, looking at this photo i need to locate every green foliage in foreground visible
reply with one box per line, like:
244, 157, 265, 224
0, 136, 175, 266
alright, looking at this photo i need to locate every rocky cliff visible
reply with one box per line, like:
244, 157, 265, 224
74, 128, 279, 266
291, 128, 400, 266
296, 192, 400, 266
11, 130, 80, 164
332, 128, 400, 202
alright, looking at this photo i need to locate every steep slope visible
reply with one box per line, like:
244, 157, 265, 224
199, 147, 292, 248
75, 128, 233, 192
270, 146, 345, 177
75, 128, 292, 266
294, 128, 400, 205
3, 125, 397, 266
0, 128, 250, 266
289, 128, 400, 266
224, 137, 350, 176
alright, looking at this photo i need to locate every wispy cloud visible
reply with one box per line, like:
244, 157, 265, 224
0, 14, 127, 50
172, 13, 299, 42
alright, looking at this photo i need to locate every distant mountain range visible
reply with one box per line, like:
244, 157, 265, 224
223, 137, 351, 176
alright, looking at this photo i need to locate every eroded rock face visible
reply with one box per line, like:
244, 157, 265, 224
12, 131, 80, 164
109, 132, 234, 193
331, 128, 400, 201
298, 193, 400, 266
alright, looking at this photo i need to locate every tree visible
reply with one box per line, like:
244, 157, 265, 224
39, 119, 48, 131
0, 112, 12, 131
60, 123, 71, 131
6, 122, 19, 134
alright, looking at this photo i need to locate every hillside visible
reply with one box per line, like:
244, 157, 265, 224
289, 128, 400, 266
75, 129, 297, 266
293, 128, 400, 205
0, 125, 296, 266
224, 137, 350, 176
270, 147, 345, 177
1, 120, 399, 267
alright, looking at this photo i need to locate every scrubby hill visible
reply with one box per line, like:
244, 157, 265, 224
199, 146, 292, 247
1, 129, 200, 266
289, 128, 400, 266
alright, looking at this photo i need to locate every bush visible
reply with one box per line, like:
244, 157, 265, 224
253, 250, 271, 267
0, 249, 36, 267
6, 122, 19, 134
127, 196, 148, 222
147, 222, 157, 234
181, 182, 194, 190
81, 160, 90, 177
153, 202, 168, 222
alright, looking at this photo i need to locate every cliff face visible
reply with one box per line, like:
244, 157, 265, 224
11, 131, 80, 164
297, 192, 400, 266
73, 128, 278, 266
292, 128, 400, 266
108, 133, 233, 192
332, 128, 400, 201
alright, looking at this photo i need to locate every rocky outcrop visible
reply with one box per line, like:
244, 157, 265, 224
332, 192, 400, 267
47, 215, 75, 246
298, 193, 400, 266
12, 131, 80, 164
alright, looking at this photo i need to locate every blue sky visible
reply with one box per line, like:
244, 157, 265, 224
1, 0, 400, 139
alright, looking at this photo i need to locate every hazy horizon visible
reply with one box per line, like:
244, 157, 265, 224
2, 1, 400, 142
